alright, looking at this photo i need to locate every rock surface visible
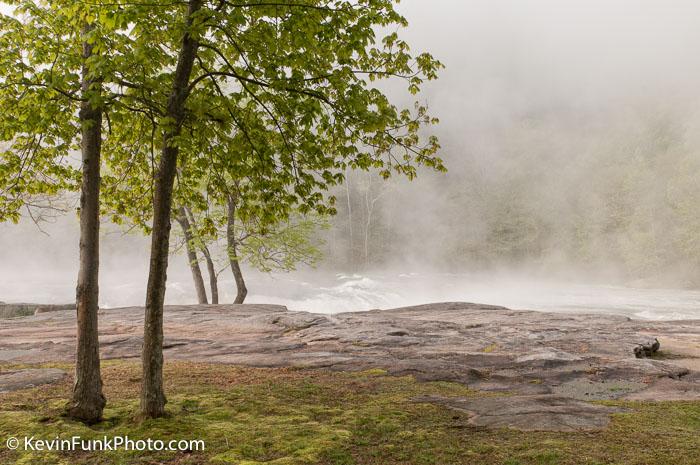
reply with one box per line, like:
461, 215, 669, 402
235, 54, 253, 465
0, 303, 74, 318
1, 302, 698, 430
0, 368, 67, 393
415, 395, 627, 431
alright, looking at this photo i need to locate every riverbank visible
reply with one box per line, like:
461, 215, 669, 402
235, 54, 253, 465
1, 303, 699, 463
2, 303, 699, 400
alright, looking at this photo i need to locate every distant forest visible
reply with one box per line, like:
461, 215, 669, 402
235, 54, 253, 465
323, 103, 700, 287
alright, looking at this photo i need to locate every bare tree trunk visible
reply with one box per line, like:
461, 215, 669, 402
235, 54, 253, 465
364, 174, 370, 267
67, 21, 106, 424
230, 258, 247, 304
175, 207, 207, 304
345, 168, 354, 269
226, 195, 247, 304
183, 206, 218, 304
362, 174, 385, 269
141, 0, 202, 419
201, 246, 219, 304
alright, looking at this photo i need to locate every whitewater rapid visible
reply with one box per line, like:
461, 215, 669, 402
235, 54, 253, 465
242, 272, 700, 320
2, 269, 699, 320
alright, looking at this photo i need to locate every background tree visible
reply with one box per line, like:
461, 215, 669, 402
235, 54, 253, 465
224, 200, 326, 304
178, 204, 220, 304
183, 193, 327, 304
174, 206, 209, 304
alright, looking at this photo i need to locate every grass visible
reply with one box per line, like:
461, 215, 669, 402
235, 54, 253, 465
0, 361, 698, 465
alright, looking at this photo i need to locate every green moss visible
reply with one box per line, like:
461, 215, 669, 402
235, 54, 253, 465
482, 343, 499, 353
0, 361, 699, 465
359, 368, 388, 376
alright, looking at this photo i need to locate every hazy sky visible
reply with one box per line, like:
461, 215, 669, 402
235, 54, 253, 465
398, 0, 700, 122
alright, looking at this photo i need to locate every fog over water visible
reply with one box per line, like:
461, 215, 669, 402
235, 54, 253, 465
2, 216, 700, 320
2, 0, 700, 319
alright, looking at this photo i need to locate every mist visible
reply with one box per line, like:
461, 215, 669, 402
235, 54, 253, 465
324, 0, 700, 283
2, 0, 700, 318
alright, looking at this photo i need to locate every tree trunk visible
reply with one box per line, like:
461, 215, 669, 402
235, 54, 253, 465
201, 246, 219, 304
67, 21, 106, 424
226, 195, 247, 304
141, 0, 202, 419
345, 168, 354, 269
175, 207, 207, 304
230, 257, 247, 304
183, 206, 218, 304
364, 173, 371, 268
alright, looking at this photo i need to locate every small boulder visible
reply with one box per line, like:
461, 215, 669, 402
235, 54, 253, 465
634, 338, 660, 358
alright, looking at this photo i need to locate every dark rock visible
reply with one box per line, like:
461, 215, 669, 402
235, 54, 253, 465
387, 330, 409, 336
634, 338, 660, 358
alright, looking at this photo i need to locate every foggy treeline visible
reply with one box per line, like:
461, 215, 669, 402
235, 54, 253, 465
324, 104, 700, 288
314, 0, 700, 288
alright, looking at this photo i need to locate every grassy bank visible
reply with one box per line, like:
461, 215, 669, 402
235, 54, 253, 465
0, 361, 698, 465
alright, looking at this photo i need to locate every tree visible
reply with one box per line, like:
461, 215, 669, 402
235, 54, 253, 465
2, 0, 445, 421
187, 193, 326, 304
182, 204, 220, 304
360, 172, 389, 268
69, 18, 108, 424
93, 0, 442, 418
225, 197, 326, 304
0, 0, 123, 423
175, 206, 209, 304
136, 0, 203, 419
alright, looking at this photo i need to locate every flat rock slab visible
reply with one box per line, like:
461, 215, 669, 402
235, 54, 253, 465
551, 379, 648, 400
0, 368, 67, 393
0, 302, 698, 409
623, 375, 700, 401
416, 394, 627, 432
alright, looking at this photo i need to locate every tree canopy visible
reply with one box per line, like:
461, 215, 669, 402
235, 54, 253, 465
1, 0, 445, 231
0, 0, 444, 419
98, 0, 445, 229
